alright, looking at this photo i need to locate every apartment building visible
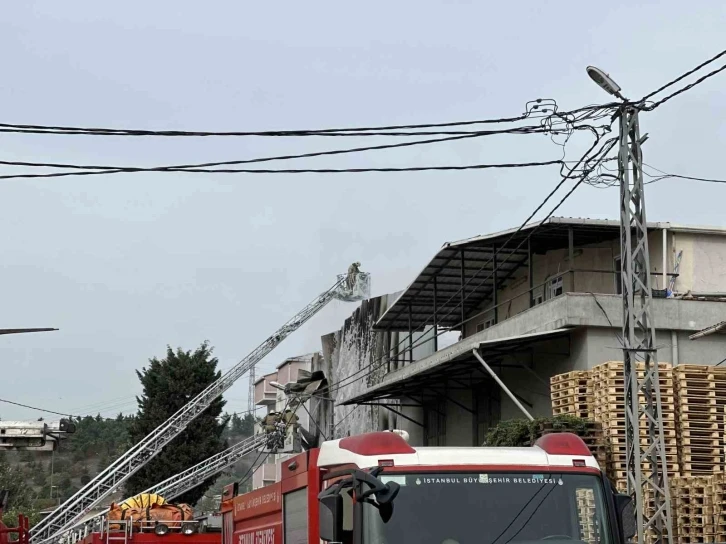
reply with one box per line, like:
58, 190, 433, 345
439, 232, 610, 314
337, 217, 726, 447
250, 353, 318, 489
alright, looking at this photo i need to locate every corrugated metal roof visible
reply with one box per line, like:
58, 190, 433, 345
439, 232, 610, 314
374, 216, 726, 331
342, 327, 574, 405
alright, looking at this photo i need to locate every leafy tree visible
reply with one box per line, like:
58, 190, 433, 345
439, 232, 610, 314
239, 414, 256, 437
32, 468, 47, 488
0, 457, 41, 527
230, 413, 244, 435
124, 342, 228, 505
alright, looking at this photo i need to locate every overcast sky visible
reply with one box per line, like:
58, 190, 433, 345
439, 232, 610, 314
1, 1, 725, 421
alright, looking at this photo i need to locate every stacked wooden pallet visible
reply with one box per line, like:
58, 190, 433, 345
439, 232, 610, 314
671, 476, 716, 544
674, 365, 726, 476
535, 420, 609, 468
590, 361, 679, 492
550, 370, 593, 419
712, 473, 726, 543
575, 488, 599, 544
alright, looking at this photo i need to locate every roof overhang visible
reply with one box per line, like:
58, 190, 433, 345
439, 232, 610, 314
341, 327, 575, 405
374, 216, 726, 332
0, 328, 58, 335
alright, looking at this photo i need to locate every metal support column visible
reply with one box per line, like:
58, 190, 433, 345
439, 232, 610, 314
433, 276, 439, 352
492, 246, 498, 324
248, 366, 256, 414
460, 250, 466, 333
568, 227, 575, 291
618, 105, 672, 544
472, 349, 533, 421
528, 237, 534, 308
408, 303, 413, 365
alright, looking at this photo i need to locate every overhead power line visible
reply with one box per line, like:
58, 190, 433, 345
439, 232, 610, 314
0, 397, 74, 418
0, 123, 575, 181
0, 159, 566, 181
0, 99, 619, 140
645, 61, 726, 110
641, 48, 726, 102
0, 396, 255, 423
0, 99, 560, 138
322, 132, 616, 397
642, 163, 726, 185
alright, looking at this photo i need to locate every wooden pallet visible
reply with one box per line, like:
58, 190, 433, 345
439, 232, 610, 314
671, 476, 716, 544
549, 370, 594, 418
674, 364, 726, 475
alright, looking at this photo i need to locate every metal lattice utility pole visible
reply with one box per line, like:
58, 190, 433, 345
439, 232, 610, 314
618, 104, 673, 544
248, 365, 256, 414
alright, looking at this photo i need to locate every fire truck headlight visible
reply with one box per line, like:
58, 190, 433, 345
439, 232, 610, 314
154, 524, 170, 536
181, 524, 197, 536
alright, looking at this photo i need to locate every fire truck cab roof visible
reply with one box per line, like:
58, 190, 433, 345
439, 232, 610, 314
316, 431, 600, 471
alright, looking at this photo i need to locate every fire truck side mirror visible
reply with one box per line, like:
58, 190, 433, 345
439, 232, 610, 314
614, 493, 636, 542
319, 494, 344, 543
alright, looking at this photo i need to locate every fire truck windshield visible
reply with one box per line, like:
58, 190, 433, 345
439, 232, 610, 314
362, 472, 612, 544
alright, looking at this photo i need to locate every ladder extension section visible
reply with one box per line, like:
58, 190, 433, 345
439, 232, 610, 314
62, 434, 266, 542
32, 270, 367, 544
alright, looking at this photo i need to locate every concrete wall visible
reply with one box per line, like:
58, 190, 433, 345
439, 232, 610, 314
461, 227, 726, 338
319, 291, 434, 440
672, 231, 726, 294
463, 238, 623, 337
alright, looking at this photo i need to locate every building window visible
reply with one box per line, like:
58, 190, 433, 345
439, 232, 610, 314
476, 319, 494, 333
533, 293, 544, 305
614, 257, 622, 295
548, 276, 563, 299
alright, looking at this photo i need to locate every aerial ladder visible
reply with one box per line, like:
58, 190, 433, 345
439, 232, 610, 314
63, 373, 322, 543
0, 419, 76, 451
62, 433, 266, 543
31, 266, 370, 544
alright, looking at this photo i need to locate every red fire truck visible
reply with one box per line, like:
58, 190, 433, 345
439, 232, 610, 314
220, 431, 636, 544
0, 492, 30, 544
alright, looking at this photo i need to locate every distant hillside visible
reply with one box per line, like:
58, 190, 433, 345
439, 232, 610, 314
1, 412, 256, 526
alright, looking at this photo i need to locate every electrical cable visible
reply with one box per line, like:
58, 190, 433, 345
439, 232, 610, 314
489, 481, 552, 544
0, 98, 571, 138
0, 397, 74, 418
502, 482, 561, 544
235, 448, 270, 489
321, 132, 616, 397
587, 293, 625, 349
0, 396, 255, 423
0, 126, 555, 175
641, 49, 726, 102
324, 139, 610, 397
236, 395, 297, 487
332, 405, 360, 434
641, 163, 726, 185
0, 159, 566, 181
644, 62, 726, 111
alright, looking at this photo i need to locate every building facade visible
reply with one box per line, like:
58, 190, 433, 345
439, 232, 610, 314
251, 353, 318, 489
340, 217, 726, 447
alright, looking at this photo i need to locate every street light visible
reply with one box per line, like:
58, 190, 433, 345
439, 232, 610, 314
586, 66, 626, 100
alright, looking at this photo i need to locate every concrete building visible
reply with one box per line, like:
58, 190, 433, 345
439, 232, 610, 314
251, 353, 318, 489
314, 292, 441, 441
340, 217, 726, 447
